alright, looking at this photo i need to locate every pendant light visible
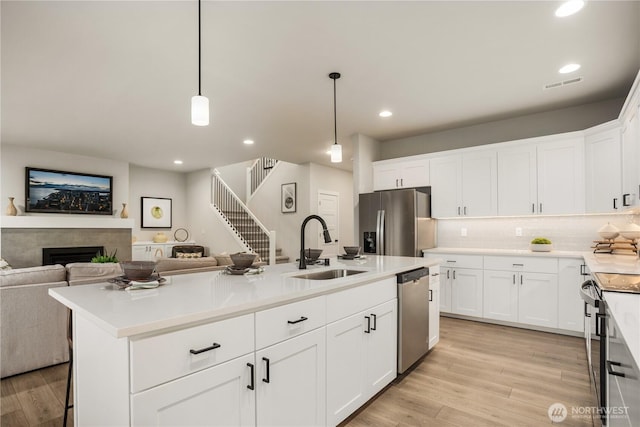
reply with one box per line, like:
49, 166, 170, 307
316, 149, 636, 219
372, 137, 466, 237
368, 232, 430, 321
191, 0, 209, 126
329, 72, 342, 163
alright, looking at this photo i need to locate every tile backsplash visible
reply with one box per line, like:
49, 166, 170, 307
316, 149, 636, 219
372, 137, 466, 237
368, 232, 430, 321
436, 213, 640, 251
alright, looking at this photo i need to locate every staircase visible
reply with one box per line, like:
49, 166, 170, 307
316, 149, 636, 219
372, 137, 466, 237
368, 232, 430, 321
247, 157, 279, 202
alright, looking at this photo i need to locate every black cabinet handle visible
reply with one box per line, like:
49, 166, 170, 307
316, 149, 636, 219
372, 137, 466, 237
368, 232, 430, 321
539, 203, 543, 214
580, 264, 586, 276
512, 274, 516, 285
613, 198, 619, 210
584, 302, 591, 318
287, 316, 308, 325
595, 313, 605, 337
623, 193, 631, 206
607, 361, 625, 377
453, 270, 456, 280
428, 289, 433, 302
446, 270, 450, 279
371, 314, 377, 331
532, 203, 535, 213
189, 342, 221, 355
262, 357, 270, 383
520, 275, 523, 285
364, 316, 371, 333
247, 363, 255, 390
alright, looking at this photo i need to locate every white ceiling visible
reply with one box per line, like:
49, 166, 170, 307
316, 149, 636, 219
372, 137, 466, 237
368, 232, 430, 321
2, 1, 639, 173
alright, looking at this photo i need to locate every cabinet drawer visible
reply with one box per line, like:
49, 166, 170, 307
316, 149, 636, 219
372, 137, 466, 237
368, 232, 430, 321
326, 278, 396, 323
426, 253, 483, 269
130, 314, 254, 393
484, 256, 557, 273
255, 296, 326, 350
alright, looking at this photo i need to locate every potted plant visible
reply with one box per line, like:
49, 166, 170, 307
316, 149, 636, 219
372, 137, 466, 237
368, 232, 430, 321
91, 249, 119, 263
530, 237, 552, 252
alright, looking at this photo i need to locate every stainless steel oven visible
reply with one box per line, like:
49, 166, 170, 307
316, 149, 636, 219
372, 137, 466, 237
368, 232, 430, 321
580, 279, 607, 426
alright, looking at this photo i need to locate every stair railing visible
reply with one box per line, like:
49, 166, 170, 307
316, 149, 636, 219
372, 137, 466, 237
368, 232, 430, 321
246, 157, 279, 204
211, 170, 276, 265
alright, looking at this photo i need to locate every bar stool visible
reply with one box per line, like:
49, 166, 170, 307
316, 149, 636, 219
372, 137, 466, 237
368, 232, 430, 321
63, 310, 73, 427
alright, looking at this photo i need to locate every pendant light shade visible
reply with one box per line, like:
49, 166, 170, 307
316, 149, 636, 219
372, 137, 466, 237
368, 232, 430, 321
191, 0, 209, 126
329, 72, 342, 163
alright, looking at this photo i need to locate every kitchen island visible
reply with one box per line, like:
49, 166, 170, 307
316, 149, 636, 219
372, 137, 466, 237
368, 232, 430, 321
49, 255, 437, 427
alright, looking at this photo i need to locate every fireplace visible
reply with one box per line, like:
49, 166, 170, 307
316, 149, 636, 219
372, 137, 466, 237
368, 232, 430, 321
43, 246, 105, 266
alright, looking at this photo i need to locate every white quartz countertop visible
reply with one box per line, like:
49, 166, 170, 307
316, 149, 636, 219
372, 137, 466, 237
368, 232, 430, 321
424, 247, 586, 258
49, 255, 435, 339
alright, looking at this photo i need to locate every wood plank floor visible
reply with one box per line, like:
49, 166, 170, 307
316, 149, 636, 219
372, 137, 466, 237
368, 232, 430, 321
343, 317, 596, 427
1, 317, 595, 426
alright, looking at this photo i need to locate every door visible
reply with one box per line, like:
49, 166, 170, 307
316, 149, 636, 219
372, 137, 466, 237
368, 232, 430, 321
440, 267, 452, 313
451, 268, 483, 317
430, 154, 462, 217
483, 270, 518, 322
366, 300, 397, 395
585, 128, 622, 213
462, 151, 497, 216
373, 163, 400, 190
317, 190, 339, 256
358, 193, 381, 255
558, 259, 585, 332
256, 327, 326, 427
537, 138, 585, 215
621, 106, 639, 207
381, 189, 417, 257
497, 145, 537, 215
518, 272, 558, 328
131, 353, 256, 426
428, 279, 440, 349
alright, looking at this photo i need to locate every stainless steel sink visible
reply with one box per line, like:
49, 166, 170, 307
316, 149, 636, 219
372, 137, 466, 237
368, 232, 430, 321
292, 269, 366, 280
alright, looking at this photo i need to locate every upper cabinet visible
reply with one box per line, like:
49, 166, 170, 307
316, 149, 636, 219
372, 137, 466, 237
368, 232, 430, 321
585, 123, 622, 213
430, 151, 497, 218
372, 158, 429, 191
497, 145, 537, 215
620, 76, 640, 208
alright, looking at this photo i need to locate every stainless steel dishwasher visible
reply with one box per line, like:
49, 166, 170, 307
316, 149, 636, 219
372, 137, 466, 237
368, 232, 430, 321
397, 267, 430, 373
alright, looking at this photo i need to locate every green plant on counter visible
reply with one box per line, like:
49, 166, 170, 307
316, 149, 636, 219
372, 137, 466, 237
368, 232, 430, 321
530, 237, 552, 245
91, 249, 118, 263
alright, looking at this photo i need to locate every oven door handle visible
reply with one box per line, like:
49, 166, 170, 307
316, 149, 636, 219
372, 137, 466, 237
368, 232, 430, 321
584, 301, 591, 318
595, 312, 606, 337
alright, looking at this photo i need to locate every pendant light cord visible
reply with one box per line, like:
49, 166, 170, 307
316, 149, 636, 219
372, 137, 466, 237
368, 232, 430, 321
333, 77, 337, 145
198, 0, 202, 96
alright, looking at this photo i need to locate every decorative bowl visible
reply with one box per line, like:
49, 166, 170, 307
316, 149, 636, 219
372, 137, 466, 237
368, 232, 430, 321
120, 261, 157, 281
230, 252, 258, 269
343, 246, 361, 256
598, 222, 620, 240
620, 223, 640, 241
530, 244, 553, 252
305, 249, 323, 262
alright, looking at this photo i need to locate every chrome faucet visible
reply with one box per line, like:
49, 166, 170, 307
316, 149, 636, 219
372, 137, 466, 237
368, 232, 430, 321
299, 215, 332, 269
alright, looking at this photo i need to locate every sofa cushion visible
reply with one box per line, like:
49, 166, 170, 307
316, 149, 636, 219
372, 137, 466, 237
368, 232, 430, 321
66, 262, 123, 286
214, 253, 233, 266
0, 264, 66, 287
156, 257, 218, 273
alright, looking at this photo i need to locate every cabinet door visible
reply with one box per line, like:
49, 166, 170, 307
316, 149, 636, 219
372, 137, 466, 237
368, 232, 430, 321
326, 312, 368, 426
430, 155, 462, 217
256, 327, 326, 427
401, 160, 430, 188
373, 164, 400, 191
621, 105, 639, 207
497, 145, 537, 216
518, 272, 558, 328
537, 138, 585, 215
558, 259, 584, 333
585, 127, 622, 213
428, 279, 440, 349
440, 267, 452, 313
132, 245, 151, 261
366, 299, 397, 396
482, 270, 518, 322
131, 353, 255, 427
462, 151, 497, 216
451, 268, 483, 317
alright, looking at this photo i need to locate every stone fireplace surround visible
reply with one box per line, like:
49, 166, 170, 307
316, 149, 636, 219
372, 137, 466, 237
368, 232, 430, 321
1, 217, 132, 268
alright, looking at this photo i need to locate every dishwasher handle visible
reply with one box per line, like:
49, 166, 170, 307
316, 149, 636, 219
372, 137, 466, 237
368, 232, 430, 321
397, 267, 430, 284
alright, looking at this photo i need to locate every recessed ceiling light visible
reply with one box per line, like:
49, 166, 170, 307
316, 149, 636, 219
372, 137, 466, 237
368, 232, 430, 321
379, 110, 393, 118
555, 0, 584, 17
174, 160, 183, 165
243, 139, 254, 145
559, 63, 581, 74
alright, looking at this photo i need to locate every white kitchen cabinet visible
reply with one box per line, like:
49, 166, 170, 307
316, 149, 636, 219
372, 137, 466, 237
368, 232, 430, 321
518, 272, 558, 328
132, 241, 195, 261
439, 267, 453, 313
450, 268, 484, 317
558, 258, 585, 333
429, 151, 497, 217
255, 327, 326, 427
483, 270, 519, 322
372, 159, 429, 191
428, 267, 440, 349
585, 124, 622, 213
497, 145, 537, 216
131, 354, 256, 426
536, 137, 585, 215
326, 286, 397, 426
621, 103, 640, 208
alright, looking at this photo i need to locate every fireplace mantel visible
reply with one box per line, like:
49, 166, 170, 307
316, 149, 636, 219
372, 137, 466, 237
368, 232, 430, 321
1, 216, 134, 229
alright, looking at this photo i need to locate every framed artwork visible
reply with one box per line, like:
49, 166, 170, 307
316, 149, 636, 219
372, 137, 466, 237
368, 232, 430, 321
281, 183, 296, 213
141, 197, 172, 228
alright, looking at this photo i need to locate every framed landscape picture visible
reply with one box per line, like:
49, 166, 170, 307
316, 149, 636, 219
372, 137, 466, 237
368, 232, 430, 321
141, 197, 172, 228
281, 183, 296, 213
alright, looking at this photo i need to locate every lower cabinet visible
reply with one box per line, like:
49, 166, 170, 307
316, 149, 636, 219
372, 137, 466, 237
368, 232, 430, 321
518, 272, 558, 328
131, 353, 256, 426
326, 299, 397, 426
483, 270, 519, 322
450, 268, 483, 317
256, 327, 326, 427
558, 258, 585, 332
428, 268, 440, 349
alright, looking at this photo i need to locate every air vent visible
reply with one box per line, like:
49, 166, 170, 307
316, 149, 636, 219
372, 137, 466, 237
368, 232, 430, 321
543, 76, 583, 90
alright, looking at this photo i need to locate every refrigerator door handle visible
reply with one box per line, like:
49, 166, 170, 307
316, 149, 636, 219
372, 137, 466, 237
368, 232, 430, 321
379, 210, 386, 255
375, 210, 382, 255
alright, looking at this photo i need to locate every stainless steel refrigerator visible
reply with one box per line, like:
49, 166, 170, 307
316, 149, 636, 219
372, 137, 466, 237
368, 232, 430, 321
358, 187, 436, 257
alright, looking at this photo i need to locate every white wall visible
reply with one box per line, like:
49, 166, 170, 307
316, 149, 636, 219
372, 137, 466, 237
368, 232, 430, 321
216, 160, 252, 202
0, 144, 129, 216
129, 165, 189, 242
436, 213, 640, 251
186, 169, 245, 256
351, 133, 380, 245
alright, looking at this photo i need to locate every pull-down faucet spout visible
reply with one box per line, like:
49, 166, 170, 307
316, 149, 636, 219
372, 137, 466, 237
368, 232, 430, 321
299, 215, 332, 269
